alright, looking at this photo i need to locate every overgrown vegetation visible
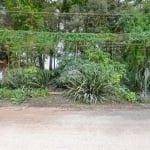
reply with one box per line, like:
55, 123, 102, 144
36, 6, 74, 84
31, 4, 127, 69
0, 67, 52, 104
0, 0, 150, 104
0, 30, 149, 104
2, 67, 54, 89
57, 49, 136, 103
0, 30, 149, 103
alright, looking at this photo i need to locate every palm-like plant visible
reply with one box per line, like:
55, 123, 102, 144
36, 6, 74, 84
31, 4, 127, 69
66, 69, 112, 104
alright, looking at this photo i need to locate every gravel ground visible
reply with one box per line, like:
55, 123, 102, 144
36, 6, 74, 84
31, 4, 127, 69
0, 106, 150, 150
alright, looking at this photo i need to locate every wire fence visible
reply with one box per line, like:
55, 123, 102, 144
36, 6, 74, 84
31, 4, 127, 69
0, 11, 150, 70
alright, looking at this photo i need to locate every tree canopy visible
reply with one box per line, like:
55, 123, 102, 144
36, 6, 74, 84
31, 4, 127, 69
1, 0, 149, 32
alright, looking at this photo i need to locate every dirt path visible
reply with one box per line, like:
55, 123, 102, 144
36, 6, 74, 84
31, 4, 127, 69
0, 106, 150, 150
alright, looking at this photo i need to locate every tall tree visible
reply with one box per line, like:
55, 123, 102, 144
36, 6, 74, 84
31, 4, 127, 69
4, 0, 49, 30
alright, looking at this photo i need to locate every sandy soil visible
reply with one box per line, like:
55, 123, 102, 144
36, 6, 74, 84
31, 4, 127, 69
0, 106, 150, 150
0, 94, 150, 109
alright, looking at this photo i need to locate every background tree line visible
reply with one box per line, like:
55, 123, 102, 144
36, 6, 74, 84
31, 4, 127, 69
1, 0, 150, 33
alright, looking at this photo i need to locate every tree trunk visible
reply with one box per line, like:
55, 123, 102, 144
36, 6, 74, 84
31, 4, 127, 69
38, 54, 44, 69
49, 52, 53, 70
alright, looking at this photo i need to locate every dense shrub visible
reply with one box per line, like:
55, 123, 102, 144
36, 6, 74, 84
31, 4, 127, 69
0, 66, 56, 104
57, 49, 136, 103
3, 67, 54, 89
28, 69, 55, 88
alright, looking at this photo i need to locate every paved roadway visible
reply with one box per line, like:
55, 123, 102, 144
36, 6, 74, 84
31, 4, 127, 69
0, 106, 150, 150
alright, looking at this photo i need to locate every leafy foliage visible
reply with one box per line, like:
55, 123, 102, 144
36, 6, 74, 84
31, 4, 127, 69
57, 49, 136, 103
1, 0, 149, 104
65, 63, 112, 104
29, 69, 55, 88
0, 29, 149, 96
3, 67, 54, 89
2, 0, 149, 33
0, 88, 48, 104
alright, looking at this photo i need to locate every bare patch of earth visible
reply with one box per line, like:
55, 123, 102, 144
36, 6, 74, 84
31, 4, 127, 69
0, 94, 150, 110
